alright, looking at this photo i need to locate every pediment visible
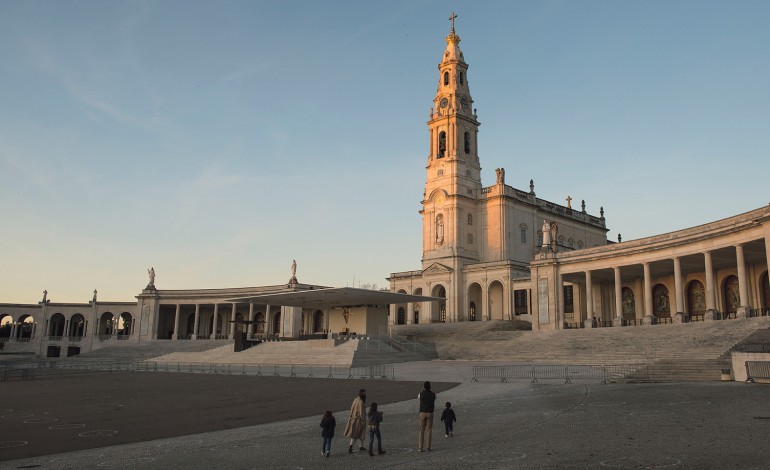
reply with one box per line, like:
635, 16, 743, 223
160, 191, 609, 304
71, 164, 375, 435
422, 263, 454, 275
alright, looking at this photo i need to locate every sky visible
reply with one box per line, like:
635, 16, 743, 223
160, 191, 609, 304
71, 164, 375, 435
1, 1, 769, 304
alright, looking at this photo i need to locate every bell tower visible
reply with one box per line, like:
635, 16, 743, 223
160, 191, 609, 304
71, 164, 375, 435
422, 13, 482, 267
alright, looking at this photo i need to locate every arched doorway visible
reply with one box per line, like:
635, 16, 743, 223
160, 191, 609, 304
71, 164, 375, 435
431, 285, 447, 323
687, 280, 706, 317
49, 313, 65, 337
100, 312, 115, 338
622, 287, 636, 320
467, 283, 482, 321
652, 284, 670, 317
68, 314, 86, 339
397, 307, 405, 325
14, 315, 34, 340
119, 312, 133, 337
313, 310, 324, 333
723, 275, 740, 315
488, 281, 504, 321
761, 272, 770, 311
0, 315, 11, 339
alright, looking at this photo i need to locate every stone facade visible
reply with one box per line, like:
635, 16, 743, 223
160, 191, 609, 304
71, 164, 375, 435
388, 23, 770, 331
388, 24, 608, 324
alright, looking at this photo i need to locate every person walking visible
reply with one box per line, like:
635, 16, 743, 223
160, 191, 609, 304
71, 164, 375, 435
344, 389, 367, 453
320, 411, 336, 457
417, 381, 436, 452
440, 401, 456, 437
367, 402, 386, 456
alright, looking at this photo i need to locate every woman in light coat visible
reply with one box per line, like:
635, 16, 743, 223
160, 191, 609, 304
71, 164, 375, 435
343, 389, 366, 453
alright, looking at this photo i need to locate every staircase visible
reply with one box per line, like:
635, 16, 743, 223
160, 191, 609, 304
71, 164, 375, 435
397, 316, 770, 381
151, 339, 359, 366
71, 339, 232, 362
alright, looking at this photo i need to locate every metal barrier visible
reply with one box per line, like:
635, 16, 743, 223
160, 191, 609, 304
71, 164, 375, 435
745, 361, 770, 383
15, 361, 396, 381
472, 364, 646, 384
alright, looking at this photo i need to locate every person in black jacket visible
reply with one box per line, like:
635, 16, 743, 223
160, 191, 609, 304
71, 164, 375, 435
417, 381, 436, 452
320, 410, 336, 458
440, 401, 457, 437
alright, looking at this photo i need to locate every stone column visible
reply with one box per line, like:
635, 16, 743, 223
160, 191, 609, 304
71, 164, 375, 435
10, 321, 17, 340
192, 304, 200, 339
481, 286, 488, 322
172, 305, 180, 340
556, 274, 564, 329
388, 304, 396, 326
210, 304, 219, 339
229, 303, 237, 338
736, 244, 750, 318
407, 302, 414, 325
113, 314, 120, 337
265, 305, 272, 336
584, 271, 594, 328
248, 304, 255, 337
613, 267, 623, 326
642, 263, 653, 325
704, 251, 717, 320
673, 257, 685, 323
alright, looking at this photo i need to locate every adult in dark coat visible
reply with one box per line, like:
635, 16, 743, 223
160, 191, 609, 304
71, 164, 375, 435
417, 381, 436, 451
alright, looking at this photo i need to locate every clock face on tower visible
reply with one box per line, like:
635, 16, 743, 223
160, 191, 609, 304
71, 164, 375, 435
439, 98, 448, 108
435, 194, 445, 207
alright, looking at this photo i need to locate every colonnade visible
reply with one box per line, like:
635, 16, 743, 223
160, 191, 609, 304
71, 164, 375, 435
564, 243, 763, 328
165, 302, 275, 340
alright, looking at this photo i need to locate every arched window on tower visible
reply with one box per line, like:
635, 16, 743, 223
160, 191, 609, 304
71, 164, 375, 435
459, 72, 464, 85
443, 71, 449, 86
438, 131, 446, 158
467, 214, 473, 225
464, 132, 470, 154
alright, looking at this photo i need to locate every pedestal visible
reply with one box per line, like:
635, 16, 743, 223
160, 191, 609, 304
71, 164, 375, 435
583, 319, 594, 329
736, 306, 751, 318
642, 315, 653, 326
674, 312, 685, 324
703, 309, 720, 321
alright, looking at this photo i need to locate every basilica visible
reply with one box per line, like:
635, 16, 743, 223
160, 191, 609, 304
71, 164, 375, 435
387, 21, 770, 330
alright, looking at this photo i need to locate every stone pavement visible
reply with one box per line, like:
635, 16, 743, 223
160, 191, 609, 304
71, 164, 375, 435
2, 361, 770, 469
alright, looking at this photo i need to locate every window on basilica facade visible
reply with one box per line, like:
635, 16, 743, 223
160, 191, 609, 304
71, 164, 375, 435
459, 71, 464, 85
464, 132, 470, 154
443, 71, 449, 86
438, 131, 446, 158
467, 233, 473, 244
467, 214, 473, 225
520, 228, 527, 243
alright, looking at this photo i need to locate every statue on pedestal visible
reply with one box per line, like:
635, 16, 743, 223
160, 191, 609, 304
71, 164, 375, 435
42, 290, 47, 303
550, 221, 559, 252
289, 259, 298, 285
541, 219, 551, 249
147, 267, 156, 290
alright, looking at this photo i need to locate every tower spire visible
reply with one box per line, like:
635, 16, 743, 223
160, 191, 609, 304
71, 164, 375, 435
449, 11, 457, 33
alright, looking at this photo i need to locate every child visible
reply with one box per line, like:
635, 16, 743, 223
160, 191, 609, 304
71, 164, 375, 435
320, 410, 336, 457
440, 401, 456, 437
367, 402, 386, 456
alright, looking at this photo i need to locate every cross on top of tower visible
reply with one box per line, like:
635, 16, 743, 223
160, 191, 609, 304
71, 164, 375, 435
449, 12, 457, 32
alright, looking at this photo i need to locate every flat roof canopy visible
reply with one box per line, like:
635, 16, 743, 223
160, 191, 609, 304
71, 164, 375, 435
227, 287, 441, 309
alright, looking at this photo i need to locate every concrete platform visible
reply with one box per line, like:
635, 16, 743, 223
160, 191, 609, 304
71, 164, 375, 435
1, 361, 769, 469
